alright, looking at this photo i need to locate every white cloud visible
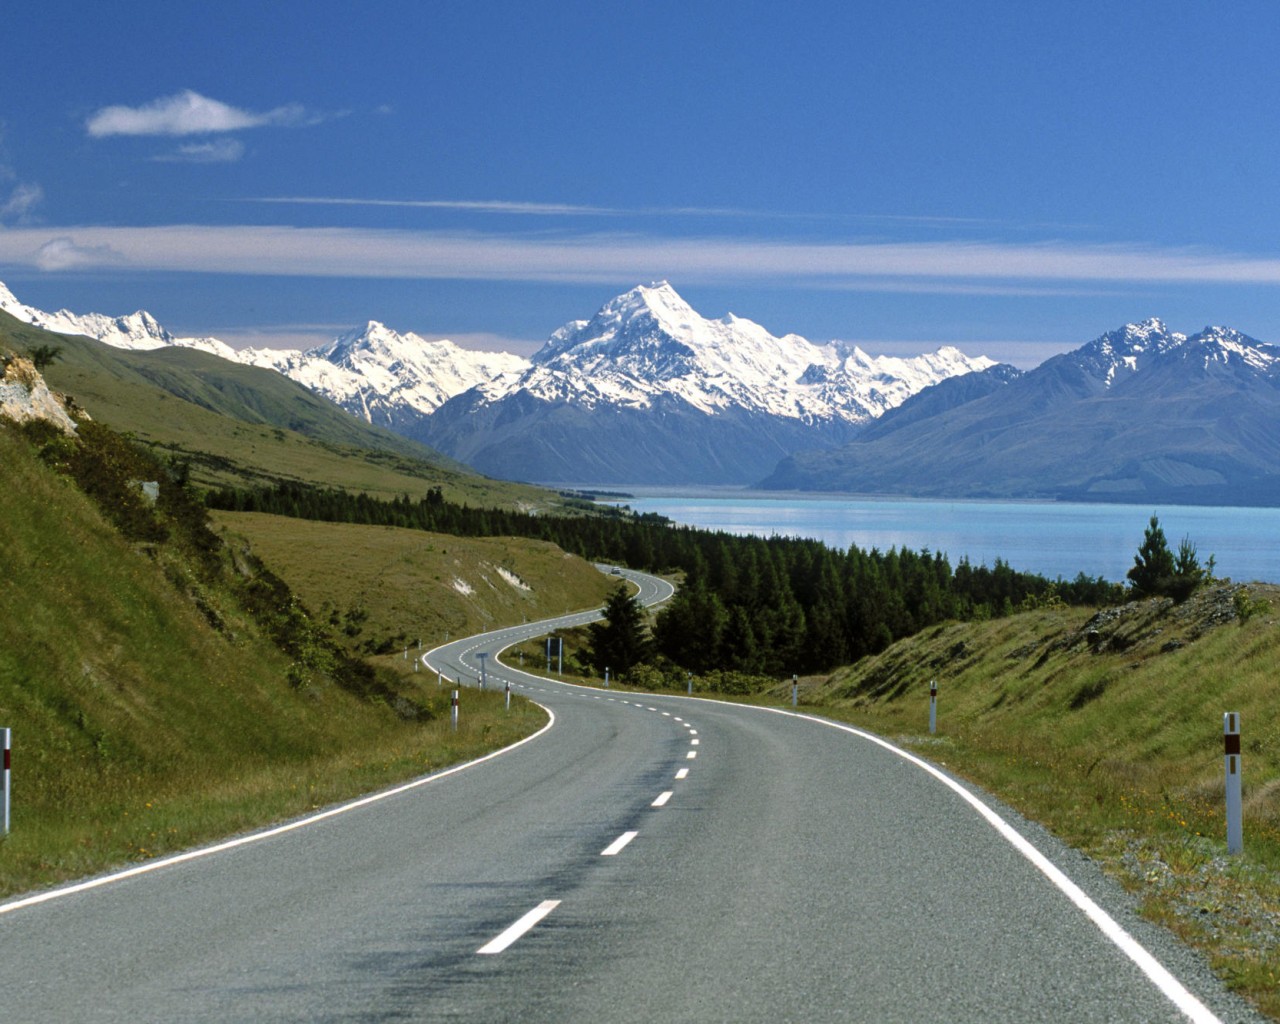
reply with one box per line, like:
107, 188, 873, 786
3, 225, 1280, 290
32, 236, 126, 271
86, 90, 310, 138
0, 182, 42, 222
153, 139, 246, 163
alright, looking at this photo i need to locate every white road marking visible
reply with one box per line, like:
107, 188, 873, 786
652, 791, 674, 807
601, 831, 639, 856
749, 705, 1226, 1024
477, 900, 561, 955
686, 750, 697, 760
0, 705, 559, 917
675, 768, 689, 780
691, 739, 700, 746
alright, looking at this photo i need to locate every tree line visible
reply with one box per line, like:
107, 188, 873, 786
208, 480, 1124, 677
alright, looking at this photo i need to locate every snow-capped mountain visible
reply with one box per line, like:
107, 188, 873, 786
490, 281, 990, 423
240, 321, 527, 430
419, 282, 995, 484
763, 319, 1280, 504
0, 282, 527, 426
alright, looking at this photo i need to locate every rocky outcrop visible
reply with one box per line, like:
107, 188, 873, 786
0, 356, 80, 434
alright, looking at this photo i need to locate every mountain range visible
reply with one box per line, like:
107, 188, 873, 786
762, 318, 1280, 505
9, 280, 1273, 503
0, 280, 993, 486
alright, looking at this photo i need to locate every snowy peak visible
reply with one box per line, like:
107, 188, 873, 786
0, 280, 528, 422
498, 282, 995, 423
1182, 325, 1279, 374
1065, 318, 1280, 388
0, 284, 174, 351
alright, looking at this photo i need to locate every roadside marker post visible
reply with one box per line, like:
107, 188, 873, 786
451, 691, 459, 732
557, 637, 563, 676
604, 667, 610, 689
477, 652, 488, 690
792, 674, 798, 708
2, 727, 9, 835
687, 672, 692, 696
1225, 712, 1243, 855
505, 680, 511, 711
929, 680, 938, 735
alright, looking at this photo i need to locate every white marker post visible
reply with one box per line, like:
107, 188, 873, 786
413, 656, 419, 673
1, 727, 9, 835
792, 673, 798, 708
1225, 712, 1243, 855
477, 652, 488, 690
451, 690, 459, 731
505, 680, 511, 711
436, 668, 442, 688
546, 637, 552, 673
687, 672, 692, 695
557, 637, 563, 676
604, 667, 610, 689
929, 680, 938, 735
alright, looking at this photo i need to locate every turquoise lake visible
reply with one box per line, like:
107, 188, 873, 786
596, 489, 1280, 585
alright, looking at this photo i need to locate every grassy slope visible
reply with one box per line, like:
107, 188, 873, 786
0, 426, 588, 898
811, 585, 1280, 1014
1, 311, 555, 508
211, 511, 616, 655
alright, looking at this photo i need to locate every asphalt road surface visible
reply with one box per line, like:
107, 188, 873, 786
0, 567, 1262, 1023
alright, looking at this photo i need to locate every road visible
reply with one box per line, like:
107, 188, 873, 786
0, 567, 1261, 1022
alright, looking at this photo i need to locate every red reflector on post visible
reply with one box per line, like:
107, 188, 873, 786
1225, 734, 1241, 756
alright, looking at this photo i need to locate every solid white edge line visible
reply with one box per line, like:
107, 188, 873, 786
651, 791, 673, 807
0, 704, 558, 917
751, 705, 1223, 1024
477, 899, 561, 954
601, 831, 639, 856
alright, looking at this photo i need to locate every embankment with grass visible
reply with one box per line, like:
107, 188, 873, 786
0, 421, 591, 899
811, 583, 1280, 1013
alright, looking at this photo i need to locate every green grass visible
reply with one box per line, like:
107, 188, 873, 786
211, 512, 617, 653
809, 586, 1280, 1017
1, 310, 559, 510
0, 425, 550, 898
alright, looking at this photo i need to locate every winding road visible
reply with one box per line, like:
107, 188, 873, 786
0, 567, 1261, 1022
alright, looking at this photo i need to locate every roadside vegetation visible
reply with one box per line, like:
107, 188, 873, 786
0, 419, 549, 898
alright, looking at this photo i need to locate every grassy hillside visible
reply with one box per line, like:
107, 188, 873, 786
0, 422, 587, 898
811, 585, 1280, 1014
211, 512, 617, 657
0, 310, 556, 509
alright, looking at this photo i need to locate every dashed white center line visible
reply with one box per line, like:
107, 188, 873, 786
686, 750, 698, 760
691, 738, 699, 746
601, 831, 639, 856
689, 729, 697, 735
477, 900, 561, 955
675, 768, 689, 780
652, 791, 674, 807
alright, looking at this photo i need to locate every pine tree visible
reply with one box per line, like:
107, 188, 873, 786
587, 583, 652, 677
1127, 515, 1176, 598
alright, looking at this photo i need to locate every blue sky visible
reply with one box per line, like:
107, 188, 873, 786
2, 1, 1278, 366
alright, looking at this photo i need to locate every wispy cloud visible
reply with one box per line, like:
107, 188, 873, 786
153, 139, 246, 163
247, 196, 784, 219
0, 182, 43, 223
4, 224, 1280, 290
86, 90, 315, 138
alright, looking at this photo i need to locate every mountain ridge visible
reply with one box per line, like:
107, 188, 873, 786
761, 319, 1280, 505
